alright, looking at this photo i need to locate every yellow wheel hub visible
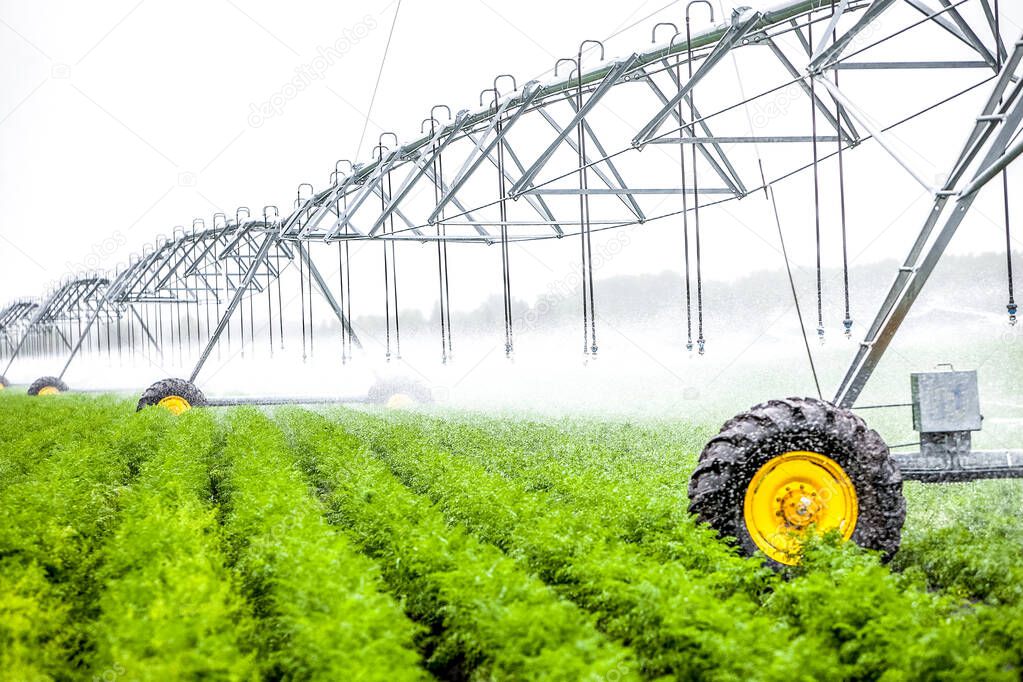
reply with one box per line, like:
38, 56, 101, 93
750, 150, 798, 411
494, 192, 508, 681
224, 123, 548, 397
37, 386, 60, 396
157, 395, 192, 415
385, 393, 413, 409
743, 450, 858, 565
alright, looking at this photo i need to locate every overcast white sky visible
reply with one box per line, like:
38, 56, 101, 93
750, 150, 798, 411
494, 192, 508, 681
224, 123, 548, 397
2, 0, 1021, 314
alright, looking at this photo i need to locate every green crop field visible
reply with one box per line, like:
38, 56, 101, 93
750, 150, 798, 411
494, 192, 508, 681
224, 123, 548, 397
1, 392, 1021, 681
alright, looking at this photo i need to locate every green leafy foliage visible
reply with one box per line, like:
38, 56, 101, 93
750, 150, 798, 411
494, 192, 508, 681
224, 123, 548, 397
219, 408, 423, 680
0, 395, 1020, 680
0, 395, 167, 679
279, 408, 637, 681
333, 410, 800, 678
0, 393, 140, 493
893, 480, 1023, 669
338, 408, 1023, 680
87, 410, 257, 680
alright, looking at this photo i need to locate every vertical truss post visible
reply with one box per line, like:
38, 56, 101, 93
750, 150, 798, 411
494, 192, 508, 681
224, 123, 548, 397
295, 243, 362, 348
835, 38, 1023, 407
189, 232, 276, 383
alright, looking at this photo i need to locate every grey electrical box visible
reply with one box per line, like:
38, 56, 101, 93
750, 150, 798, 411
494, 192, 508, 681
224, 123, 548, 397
911, 370, 982, 433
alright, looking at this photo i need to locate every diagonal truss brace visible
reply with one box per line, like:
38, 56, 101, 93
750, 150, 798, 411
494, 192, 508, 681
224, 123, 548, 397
642, 65, 749, 196
368, 110, 470, 236
428, 83, 543, 224
295, 243, 362, 348
512, 54, 640, 194
835, 35, 1023, 407
190, 232, 276, 382
633, 9, 763, 146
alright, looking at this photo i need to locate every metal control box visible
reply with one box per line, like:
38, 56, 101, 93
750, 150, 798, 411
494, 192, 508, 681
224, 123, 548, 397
911, 370, 982, 433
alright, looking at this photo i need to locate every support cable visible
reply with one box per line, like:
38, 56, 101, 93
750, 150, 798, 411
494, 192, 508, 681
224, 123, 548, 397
333, 181, 347, 363
1003, 171, 1017, 324
809, 13, 825, 343
427, 113, 451, 363
675, 33, 695, 352
354, 0, 403, 160
377, 145, 393, 362
832, 0, 853, 337
267, 244, 275, 358
337, 240, 347, 362
212, 235, 223, 360
573, 58, 592, 357
238, 238, 246, 358
342, 188, 353, 362
388, 173, 401, 359
579, 60, 599, 359
250, 236, 257, 353
995, 0, 1017, 324
345, 238, 353, 359
762, 161, 823, 399
686, 5, 709, 354
298, 228, 307, 362
654, 24, 694, 352
307, 241, 315, 358
491, 85, 515, 357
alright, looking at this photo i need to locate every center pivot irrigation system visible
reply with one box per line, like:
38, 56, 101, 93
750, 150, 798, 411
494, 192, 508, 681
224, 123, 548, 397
2, 0, 1021, 564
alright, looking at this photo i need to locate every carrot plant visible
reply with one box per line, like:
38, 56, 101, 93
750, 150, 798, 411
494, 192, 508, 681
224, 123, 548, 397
0, 393, 134, 494
87, 409, 256, 680
345, 409, 1021, 679
892, 480, 1023, 669
219, 408, 423, 680
0, 398, 170, 679
349, 412, 751, 578
278, 408, 638, 682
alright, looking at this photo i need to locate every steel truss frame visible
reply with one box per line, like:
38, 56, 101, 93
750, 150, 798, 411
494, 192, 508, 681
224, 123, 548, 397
2, 0, 1019, 430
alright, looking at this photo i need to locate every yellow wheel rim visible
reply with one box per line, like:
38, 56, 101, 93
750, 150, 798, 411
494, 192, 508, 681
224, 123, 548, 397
157, 395, 191, 415
37, 386, 60, 396
385, 393, 413, 409
743, 450, 858, 565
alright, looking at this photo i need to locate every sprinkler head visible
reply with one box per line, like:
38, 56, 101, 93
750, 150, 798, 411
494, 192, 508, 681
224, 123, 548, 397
686, 341, 693, 352
1009, 303, 1018, 326
697, 338, 705, 355
817, 326, 826, 344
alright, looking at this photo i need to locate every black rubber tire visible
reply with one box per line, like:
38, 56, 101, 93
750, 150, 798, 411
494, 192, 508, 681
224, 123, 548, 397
367, 377, 432, 405
0, 375, 8, 389
688, 397, 905, 565
27, 376, 69, 396
136, 378, 207, 412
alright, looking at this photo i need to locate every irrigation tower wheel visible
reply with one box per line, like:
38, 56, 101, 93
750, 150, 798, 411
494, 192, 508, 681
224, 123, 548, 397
688, 397, 905, 566
137, 378, 207, 415
368, 377, 432, 408
27, 376, 68, 396
0, 375, 8, 390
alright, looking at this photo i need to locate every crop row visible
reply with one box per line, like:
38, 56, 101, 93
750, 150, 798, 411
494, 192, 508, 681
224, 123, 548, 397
278, 408, 637, 681
88, 409, 256, 679
2, 393, 1020, 680
0, 395, 141, 495
336, 408, 1021, 680
0, 397, 171, 679
347, 412, 746, 576
219, 408, 423, 680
